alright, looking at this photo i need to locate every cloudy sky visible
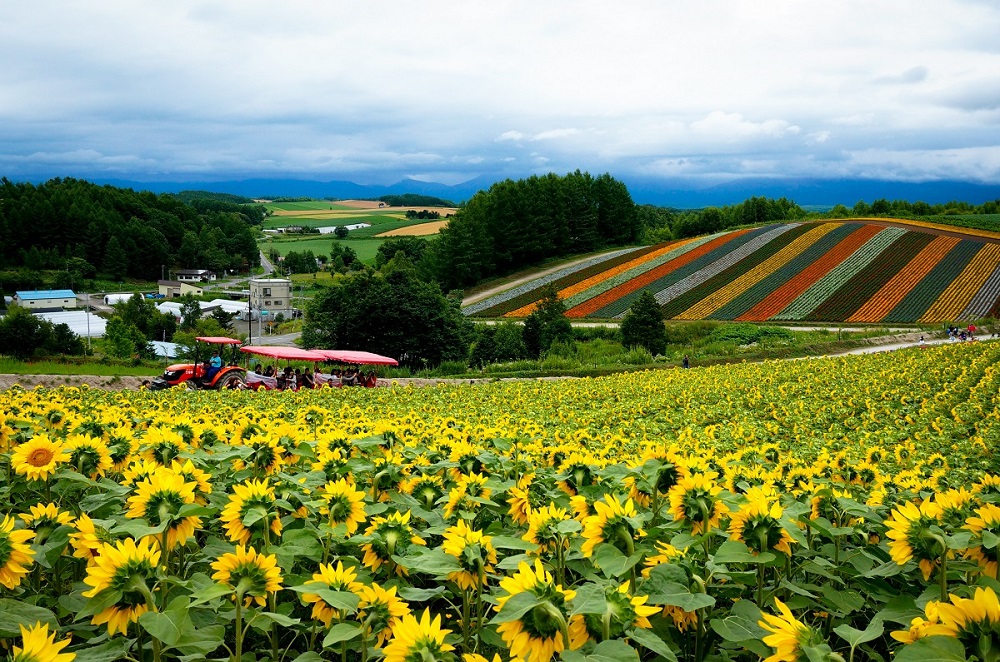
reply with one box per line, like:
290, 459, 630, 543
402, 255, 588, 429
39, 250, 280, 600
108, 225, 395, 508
3, 1, 999, 187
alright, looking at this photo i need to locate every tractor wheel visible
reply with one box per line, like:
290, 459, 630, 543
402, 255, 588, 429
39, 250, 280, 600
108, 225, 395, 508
184, 380, 199, 390
218, 374, 246, 390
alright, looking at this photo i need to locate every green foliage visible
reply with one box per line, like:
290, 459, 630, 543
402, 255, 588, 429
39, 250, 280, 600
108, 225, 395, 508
620, 290, 667, 355
470, 322, 529, 367
523, 286, 573, 358
0, 305, 51, 360
422, 171, 639, 289
334, 225, 349, 239
376, 193, 455, 207
0, 177, 260, 279
302, 269, 472, 369
179, 295, 202, 331
329, 241, 358, 270
101, 317, 153, 360
282, 250, 319, 274
375, 237, 429, 269
114, 293, 176, 341
707, 322, 793, 346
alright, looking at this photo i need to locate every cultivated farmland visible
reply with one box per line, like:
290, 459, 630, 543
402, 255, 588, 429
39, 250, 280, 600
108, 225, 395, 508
465, 219, 1000, 323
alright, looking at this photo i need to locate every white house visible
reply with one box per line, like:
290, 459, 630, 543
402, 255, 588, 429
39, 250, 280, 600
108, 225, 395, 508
13, 290, 78, 311
175, 269, 217, 283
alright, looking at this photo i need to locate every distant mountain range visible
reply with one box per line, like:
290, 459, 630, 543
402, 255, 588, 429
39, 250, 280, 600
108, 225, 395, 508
57, 175, 1000, 208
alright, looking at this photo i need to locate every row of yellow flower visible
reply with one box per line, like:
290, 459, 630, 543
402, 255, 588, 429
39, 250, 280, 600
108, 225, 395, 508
1, 342, 1000, 661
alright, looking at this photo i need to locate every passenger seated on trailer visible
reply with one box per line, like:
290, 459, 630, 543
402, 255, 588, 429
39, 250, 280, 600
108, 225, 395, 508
365, 371, 377, 388
300, 367, 314, 389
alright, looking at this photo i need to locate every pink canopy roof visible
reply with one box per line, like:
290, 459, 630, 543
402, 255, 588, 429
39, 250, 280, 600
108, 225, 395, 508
313, 349, 399, 366
239, 346, 328, 361
196, 336, 243, 345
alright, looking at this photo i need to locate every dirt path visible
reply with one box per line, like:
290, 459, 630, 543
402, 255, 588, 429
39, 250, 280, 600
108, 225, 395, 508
1, 333, 970, 392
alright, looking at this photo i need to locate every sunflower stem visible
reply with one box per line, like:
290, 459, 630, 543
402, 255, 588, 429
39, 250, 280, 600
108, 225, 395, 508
235, 596, 243, 662
270, 592, 280, 662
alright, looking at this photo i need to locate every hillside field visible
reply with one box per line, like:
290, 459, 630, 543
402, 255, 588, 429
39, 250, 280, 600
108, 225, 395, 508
465, 218, 1000, 324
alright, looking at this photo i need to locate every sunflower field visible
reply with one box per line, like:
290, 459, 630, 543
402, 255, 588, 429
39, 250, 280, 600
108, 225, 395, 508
2, 342, 1000, 662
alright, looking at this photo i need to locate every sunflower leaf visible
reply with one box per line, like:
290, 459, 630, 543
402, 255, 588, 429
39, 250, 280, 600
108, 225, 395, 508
712, 540, 775, 564
626, 627, 678, 662
395, 547, 462, 576
323, 622, 363, 646
139, 597, 194, 646
189, 582, 235, 606
834, 620, 884, 648
592, 543, 643, 578
77, 587, 124, 620
709, 599, 767, 642
491, 590, 543, 624
68, 639, 135, 662
259, 611, 299, 627
0, 599, 58, 638
569, 582, 609, 616
893, 636, 967, 662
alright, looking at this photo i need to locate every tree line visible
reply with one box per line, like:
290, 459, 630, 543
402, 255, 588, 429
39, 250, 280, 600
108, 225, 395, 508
417, 171, 641, 290
0, 177, 261, 287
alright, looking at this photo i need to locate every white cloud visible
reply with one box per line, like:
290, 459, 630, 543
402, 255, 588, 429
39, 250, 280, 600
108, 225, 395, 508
0, 0, 998, 185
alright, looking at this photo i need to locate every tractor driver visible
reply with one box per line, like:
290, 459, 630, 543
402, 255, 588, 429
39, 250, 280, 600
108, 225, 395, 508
205, 350, 223, 383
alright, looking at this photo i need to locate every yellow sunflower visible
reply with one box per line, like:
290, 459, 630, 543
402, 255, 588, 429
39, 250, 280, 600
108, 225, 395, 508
219, 478, 283, 546
11, 435, 69, 481
361, 511, 426, 577
884, 499, 946, 580
169, 459, 213, 503
401, 474, 446, 512
667, 471, 728, 535
568, 581, 659, 645
301, 561, 366, 626
727, 495, 796, 557
121, 459, 161, 487
441, 519, 497, 590
383, 609, 455, 662
965, 503, 1000, 578
580, 494, 640, 558
125, 471, 201, 551
358, 583, 411, 648
0, 514, 36, 589
69, 514, 112, 565
140, 427, 188, 465
443, 473, 491, 521
319, 478, 367, 536
11, 622, 74, 662
232, 435, 286, 476
63, 434, 112, 479
18, 502, 74, 545
495, 560, 580, 662
523, 504, 573, 556
902, 587, 1000, 658
758, 598, 817, 662
210, 545, 283, 607
82, 538, 161, 636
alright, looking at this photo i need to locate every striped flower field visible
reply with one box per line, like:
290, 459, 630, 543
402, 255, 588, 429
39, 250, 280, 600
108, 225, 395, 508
463, 219, 1000, 323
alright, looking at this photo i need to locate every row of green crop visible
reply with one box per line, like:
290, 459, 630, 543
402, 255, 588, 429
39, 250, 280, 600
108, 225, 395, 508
709, 223, 861, 320
773, 227, 907, 320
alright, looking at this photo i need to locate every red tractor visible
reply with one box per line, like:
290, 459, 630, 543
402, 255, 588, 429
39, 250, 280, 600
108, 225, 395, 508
148, 337, 247, 390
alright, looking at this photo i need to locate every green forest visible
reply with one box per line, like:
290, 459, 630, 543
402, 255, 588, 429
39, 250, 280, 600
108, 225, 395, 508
0, 177, 262, 288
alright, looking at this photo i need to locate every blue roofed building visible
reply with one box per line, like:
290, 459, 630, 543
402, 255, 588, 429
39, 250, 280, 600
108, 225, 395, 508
12, 290, 79, 311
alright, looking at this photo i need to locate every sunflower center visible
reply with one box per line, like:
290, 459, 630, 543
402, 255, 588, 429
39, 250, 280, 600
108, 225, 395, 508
27, 447, 55, 467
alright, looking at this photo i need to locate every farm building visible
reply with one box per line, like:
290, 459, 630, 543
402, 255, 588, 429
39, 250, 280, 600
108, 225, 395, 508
318, 223, 371, 234
34, 310, 106, 338
103, 293, 138, 305
12, 290, 78, 311
158, 280, 204, 298
175, 269, 217, 283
